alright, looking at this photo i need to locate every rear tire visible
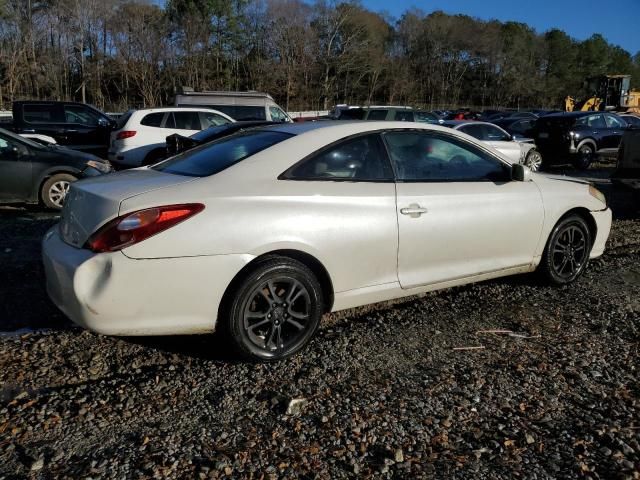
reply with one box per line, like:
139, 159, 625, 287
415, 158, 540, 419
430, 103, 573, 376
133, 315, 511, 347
539, 214, 592, 285
221, 257, 324, 362
573, 143, 594, 170
524, 149, 543, 172
41, 173, 77, 210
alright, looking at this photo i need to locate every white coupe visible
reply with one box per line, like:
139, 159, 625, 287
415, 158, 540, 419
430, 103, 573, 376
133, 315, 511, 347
43, 122, 611, 361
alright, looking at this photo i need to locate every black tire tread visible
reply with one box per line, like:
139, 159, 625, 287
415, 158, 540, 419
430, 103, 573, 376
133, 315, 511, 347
41, 173, 77, 210
219, 256, 324, 362
539, 214, 592, 285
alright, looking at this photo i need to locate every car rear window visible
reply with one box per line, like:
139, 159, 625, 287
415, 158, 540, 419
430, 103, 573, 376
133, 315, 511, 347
153, 130, 293, 177
187, 104, 266, 121
115, 111, 133, 129
140, 112, 164, 127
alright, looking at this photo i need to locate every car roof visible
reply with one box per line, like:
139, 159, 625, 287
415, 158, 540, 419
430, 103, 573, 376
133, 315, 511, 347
543, 111, 600, 118
133, 107, 224, 113
441, 120, 499, 128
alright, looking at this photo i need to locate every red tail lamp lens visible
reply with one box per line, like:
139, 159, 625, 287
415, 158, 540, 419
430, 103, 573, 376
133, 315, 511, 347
116, 130, 137, 140
86, 203, 204, 252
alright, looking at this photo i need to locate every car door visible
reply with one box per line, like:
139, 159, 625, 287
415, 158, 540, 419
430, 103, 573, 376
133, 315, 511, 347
603, 114, 626, 150
62, 104, 111, 154
20, 103, 66, 143
279, 133, 398, 292
385, 130, 544, 288
0, 134, 32, 201
482, 124, 522, 163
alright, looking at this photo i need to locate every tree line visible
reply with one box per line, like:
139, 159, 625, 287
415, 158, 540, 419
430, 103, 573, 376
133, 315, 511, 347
1, 0, 639, 112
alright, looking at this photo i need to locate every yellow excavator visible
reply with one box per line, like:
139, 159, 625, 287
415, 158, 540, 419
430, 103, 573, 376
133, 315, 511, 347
565, 75, 640, 113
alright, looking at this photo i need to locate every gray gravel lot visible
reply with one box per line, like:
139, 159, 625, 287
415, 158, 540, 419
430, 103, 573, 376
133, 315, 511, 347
0, 167, 639, 479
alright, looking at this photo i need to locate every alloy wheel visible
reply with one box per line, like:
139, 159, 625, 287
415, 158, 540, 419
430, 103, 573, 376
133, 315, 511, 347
242, 277, 312, 354
551, 225, 588, 280
49, 180, 70, 208
525, 150, 543, 172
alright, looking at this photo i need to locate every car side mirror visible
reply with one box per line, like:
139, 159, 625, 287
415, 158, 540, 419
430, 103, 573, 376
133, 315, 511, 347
512, 163, 532, 182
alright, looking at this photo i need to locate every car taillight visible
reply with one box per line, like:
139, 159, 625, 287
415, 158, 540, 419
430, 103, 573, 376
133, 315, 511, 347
86, 204, 205, 252
116, 130, 137, 140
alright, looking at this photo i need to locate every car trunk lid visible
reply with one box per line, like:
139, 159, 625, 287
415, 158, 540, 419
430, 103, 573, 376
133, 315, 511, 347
59, 169, 196, 248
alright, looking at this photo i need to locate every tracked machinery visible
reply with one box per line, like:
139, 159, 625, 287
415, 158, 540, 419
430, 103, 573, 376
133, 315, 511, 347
565, 75, 640, 113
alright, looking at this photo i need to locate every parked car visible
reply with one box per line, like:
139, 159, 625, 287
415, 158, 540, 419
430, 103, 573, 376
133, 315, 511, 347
108, 107, 234, 168
486, 111, 538, 122
362, 106, 413, 121
620, 114, 640, 128
166, 121, 275, 156
442, 120, 542, 170
0, 127, 112, 209
533, 111, 628, 169
492, 117, 537, 140
5, 101, 115, 157
360, 107, 440, 124
611, 126, 640, 192
43, 122, 611, 361
174, 90, 292, 122
329, 105, 364, 120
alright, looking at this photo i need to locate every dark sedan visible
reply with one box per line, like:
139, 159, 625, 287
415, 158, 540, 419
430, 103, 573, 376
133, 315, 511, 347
0, 128, 112, 209
166, 121, 276, 156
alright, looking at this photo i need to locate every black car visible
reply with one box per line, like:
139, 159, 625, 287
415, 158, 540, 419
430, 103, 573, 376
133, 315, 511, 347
166, 121, 276, 156
7, 101, 116, 158
493, 117, 537, 139
0, 128, 112, 209
533, 111, 628, 169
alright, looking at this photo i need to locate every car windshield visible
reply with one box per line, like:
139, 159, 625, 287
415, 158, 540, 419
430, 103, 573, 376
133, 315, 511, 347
153, 130, 293, 177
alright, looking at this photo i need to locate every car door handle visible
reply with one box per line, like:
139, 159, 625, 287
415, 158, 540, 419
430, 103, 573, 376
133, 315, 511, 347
65, 129, 78, 133
400, 204, 428, 217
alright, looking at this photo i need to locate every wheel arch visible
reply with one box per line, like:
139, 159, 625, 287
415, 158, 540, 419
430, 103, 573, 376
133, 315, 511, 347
556, 207, 597, 247
218, 249, 335, 320
576, 138, 597, 151
35, 168, 80, 202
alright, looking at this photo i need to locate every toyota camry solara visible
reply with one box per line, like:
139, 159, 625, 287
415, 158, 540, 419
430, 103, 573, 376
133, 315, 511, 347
43, 122, 612, 361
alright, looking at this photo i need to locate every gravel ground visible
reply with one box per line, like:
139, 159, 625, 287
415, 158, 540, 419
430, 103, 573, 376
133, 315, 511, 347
0, 167, 639, 479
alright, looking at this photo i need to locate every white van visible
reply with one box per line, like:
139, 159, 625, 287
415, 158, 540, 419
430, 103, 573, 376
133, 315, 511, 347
173, 90, 292, 123
108, 107, 233, 167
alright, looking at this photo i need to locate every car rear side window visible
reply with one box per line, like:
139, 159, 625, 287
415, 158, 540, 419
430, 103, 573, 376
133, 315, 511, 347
394, 111, 414, 122
153, 130, 292, 177
140, 112, 164, 127
284, 134, 393, 181
174, 111, 202, 130
23, 104, 60, 123
367, 110, 388, 121
458, 124, 485, 140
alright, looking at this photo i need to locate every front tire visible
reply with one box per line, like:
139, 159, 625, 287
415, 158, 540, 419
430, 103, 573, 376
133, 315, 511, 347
539, 215, 592, 285
222, 257, 324, 361
41, 173, 77, 210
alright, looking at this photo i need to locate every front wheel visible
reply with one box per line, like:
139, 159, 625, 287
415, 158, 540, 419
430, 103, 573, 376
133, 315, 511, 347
222, 257, 324, 361
539, 215, 592, 285
41, 173, 77, 210
524, 149, 543, 172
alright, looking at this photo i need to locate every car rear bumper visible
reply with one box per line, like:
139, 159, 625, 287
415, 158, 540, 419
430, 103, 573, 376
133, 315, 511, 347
42, 226, 253, 336
589, 208, 612, 259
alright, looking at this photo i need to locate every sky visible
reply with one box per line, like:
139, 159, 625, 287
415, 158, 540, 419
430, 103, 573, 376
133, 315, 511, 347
363, 0, 640, 55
